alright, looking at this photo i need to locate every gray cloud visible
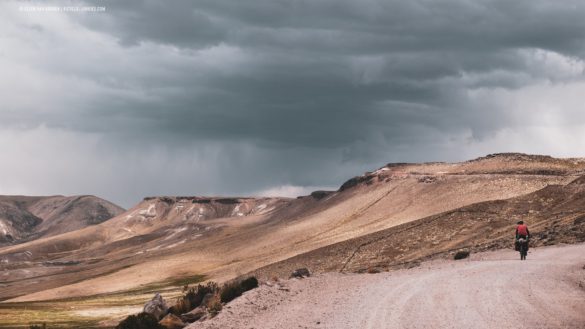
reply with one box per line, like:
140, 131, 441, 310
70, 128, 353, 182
1, 0, 585, 207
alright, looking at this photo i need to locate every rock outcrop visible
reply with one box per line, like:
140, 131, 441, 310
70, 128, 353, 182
144, 293, 169, 321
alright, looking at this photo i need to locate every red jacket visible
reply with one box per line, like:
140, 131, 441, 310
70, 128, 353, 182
516, 224, 529, 236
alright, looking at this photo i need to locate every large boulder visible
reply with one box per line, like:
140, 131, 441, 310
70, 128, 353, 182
180, 306, 207, 323
290, 268, 311, 278
159, 314, 186, 329
143, 293, 169, 321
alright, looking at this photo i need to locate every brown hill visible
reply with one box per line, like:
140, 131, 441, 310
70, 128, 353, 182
251, 175, 585, 278
0, 195, 124, 244
1, 153, 585, 303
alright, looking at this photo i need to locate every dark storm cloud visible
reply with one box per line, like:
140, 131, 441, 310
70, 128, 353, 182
67, 0, 585, 146
2, 0, 585, 206
83, 1, 585, 53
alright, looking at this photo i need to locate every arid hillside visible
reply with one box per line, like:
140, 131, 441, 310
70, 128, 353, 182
1, 153, 585, 305
251, 174, 585, 279
0, 195, 124, 245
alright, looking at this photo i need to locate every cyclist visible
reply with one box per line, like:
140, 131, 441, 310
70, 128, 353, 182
515, 220, 530, 260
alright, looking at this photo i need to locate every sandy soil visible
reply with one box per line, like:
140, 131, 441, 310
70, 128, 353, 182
190, 243, 585, 329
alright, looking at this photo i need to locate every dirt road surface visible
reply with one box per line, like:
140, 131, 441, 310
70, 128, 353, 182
190, 243, 585, 329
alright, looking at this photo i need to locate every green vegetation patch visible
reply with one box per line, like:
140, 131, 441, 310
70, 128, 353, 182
0, 306, 102, 328
0, 274, 206, 328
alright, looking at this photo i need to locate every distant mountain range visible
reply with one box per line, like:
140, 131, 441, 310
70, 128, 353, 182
0, 195, 124, 244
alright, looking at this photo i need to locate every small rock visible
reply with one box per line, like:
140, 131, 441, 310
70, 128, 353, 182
159, 313, 186, 329
290, 268, 311, 278
454, 250, 470, 260
143, 293, 169, 321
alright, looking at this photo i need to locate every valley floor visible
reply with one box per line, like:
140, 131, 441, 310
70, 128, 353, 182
191, 243, 585, 329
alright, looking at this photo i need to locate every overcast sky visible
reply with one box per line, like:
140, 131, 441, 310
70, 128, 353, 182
1, 0, 585, 208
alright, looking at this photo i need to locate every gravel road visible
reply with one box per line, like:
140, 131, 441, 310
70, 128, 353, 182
189, 243, 585, 329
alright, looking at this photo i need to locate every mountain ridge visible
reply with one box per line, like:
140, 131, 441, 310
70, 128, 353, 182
0, 195, 125, 245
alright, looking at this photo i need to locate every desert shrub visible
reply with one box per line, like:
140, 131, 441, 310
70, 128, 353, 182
454, 250, 470, 260
185, 282, 219, 309
166, 281, 222, 316
220, 281, 243, 303
168, 296, 191, 315
207, 295, 223, 316
115, 312, 166, 329
219, 276, 259, 303
239, 276, 259, 292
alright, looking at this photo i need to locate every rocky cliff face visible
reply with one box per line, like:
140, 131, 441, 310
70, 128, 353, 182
137, 196, 289, 222
0, 201, 42, 243
104, 196, 291, 241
